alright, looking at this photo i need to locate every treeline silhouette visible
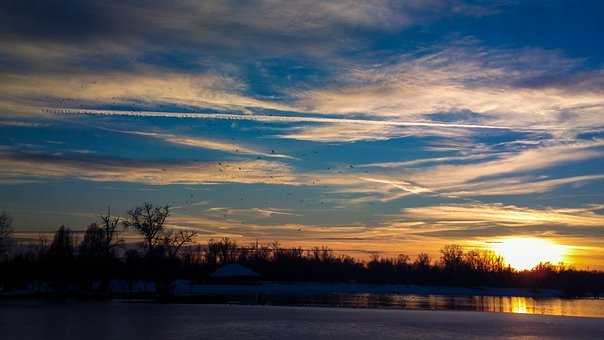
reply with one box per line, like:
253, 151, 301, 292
0, 205, 602, 297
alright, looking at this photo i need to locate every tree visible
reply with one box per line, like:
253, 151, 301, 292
46, 225, 75, 290
123, 203, 170, 251
98, 207, 122, 254
162, 230, 197, 259
206, 237, 238, 265
79, 223, 106, 259
124, 203, 198, 259
48, 225, 74, 260
440, 244, 465, 272
414, 253, 432, 270
79, 208, 122, 258
124, 203, 199, 297
78, 209, 123, 291
0, 212, 13, 258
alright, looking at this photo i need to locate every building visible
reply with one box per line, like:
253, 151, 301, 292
210, 264, 262, 283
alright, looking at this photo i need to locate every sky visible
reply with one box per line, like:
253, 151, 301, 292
1, 1, 604, 269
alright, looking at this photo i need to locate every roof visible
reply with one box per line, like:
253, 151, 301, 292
210, 264, 261, 278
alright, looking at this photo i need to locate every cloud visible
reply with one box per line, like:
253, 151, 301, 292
0, 2, 509, 133
0, 1, 494, 60
165, 212, 436, 246
277, 122, 476, 142
2, 3, 601, 145
55, 108, 518, 129
0, 119, 48, 128
107, 129, 293, 159
442, 174, 604, 197
358, 154, 493, 169
399, 203, 604, 228
206, 207, 299, 219
0, 151, 297, 186
408, 139, 604, 189
0, 72, 296, 116
314, 139, 604, 200
2, 122, 602, 202
321, 139, 604, 200
296, 47, 604, 133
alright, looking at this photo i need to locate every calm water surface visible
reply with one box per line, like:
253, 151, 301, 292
199, 293, 604, 318
2, 302, 604, 340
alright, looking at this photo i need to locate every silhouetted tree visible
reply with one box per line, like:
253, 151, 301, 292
414, 253, 432, 270
48, 226, 74, 260
78, 209, 123, 291
79, 209, 122, 259
0, 212, 13, 259
440, 244, 465, 272
207, 237, 238, 266
123, 203, 198, 297
162, 230, 198, 259
46, 225, 75, 290
123, 203, 170, 252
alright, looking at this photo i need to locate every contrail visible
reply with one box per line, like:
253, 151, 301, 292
51, 108, 519, 130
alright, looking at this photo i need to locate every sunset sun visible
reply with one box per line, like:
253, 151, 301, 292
491, 238, 569, 271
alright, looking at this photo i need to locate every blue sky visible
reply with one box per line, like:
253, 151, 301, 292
1, 1, 604, 267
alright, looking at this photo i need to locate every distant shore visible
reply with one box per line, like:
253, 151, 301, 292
171, 281, 566, 298
0, 280, 567, 299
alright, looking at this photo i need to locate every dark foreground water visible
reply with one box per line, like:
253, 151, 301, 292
1, 301, 603, 340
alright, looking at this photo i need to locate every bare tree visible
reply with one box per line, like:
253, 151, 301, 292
98, 207, 122, 253
440, 244, 464, 272
162, 230, 197, 259
79, 208, 122, 258
414, 252, 431, 270
124, 203, 197, 258
207, 237, 238, 265
123, 203, 170, 251
77, 208, 123, 291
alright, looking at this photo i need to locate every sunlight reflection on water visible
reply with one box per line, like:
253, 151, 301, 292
249, 294, 604, 318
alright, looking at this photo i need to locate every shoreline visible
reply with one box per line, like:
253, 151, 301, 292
0, 280, 578, 299
171, 281, 566, 298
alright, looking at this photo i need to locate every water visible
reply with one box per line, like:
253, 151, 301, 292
176, 293, 604, 318
1, 301, 603, 340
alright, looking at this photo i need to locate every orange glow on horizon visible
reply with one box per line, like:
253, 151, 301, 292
490, 237, 569, 270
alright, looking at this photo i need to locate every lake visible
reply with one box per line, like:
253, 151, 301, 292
1, 301, 603, 340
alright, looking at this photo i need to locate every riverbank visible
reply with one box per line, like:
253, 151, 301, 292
1, 280, 565, 298
171, 281, 565, 298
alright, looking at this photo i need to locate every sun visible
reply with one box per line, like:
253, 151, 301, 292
490, 237, 568, 271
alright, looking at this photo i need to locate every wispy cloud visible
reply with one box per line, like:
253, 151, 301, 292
106, 128, 293, 159
441, 174, 604, 197
0, 1, 495, 63
0, 151, 297, 186
408, 139, 604, 189
400, 203, 604, 228
55, 108, 519, 130
0, 72, 295, 115
296, 46, 604, 134
357, 154, 493, 169
207, 207, 299, 219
